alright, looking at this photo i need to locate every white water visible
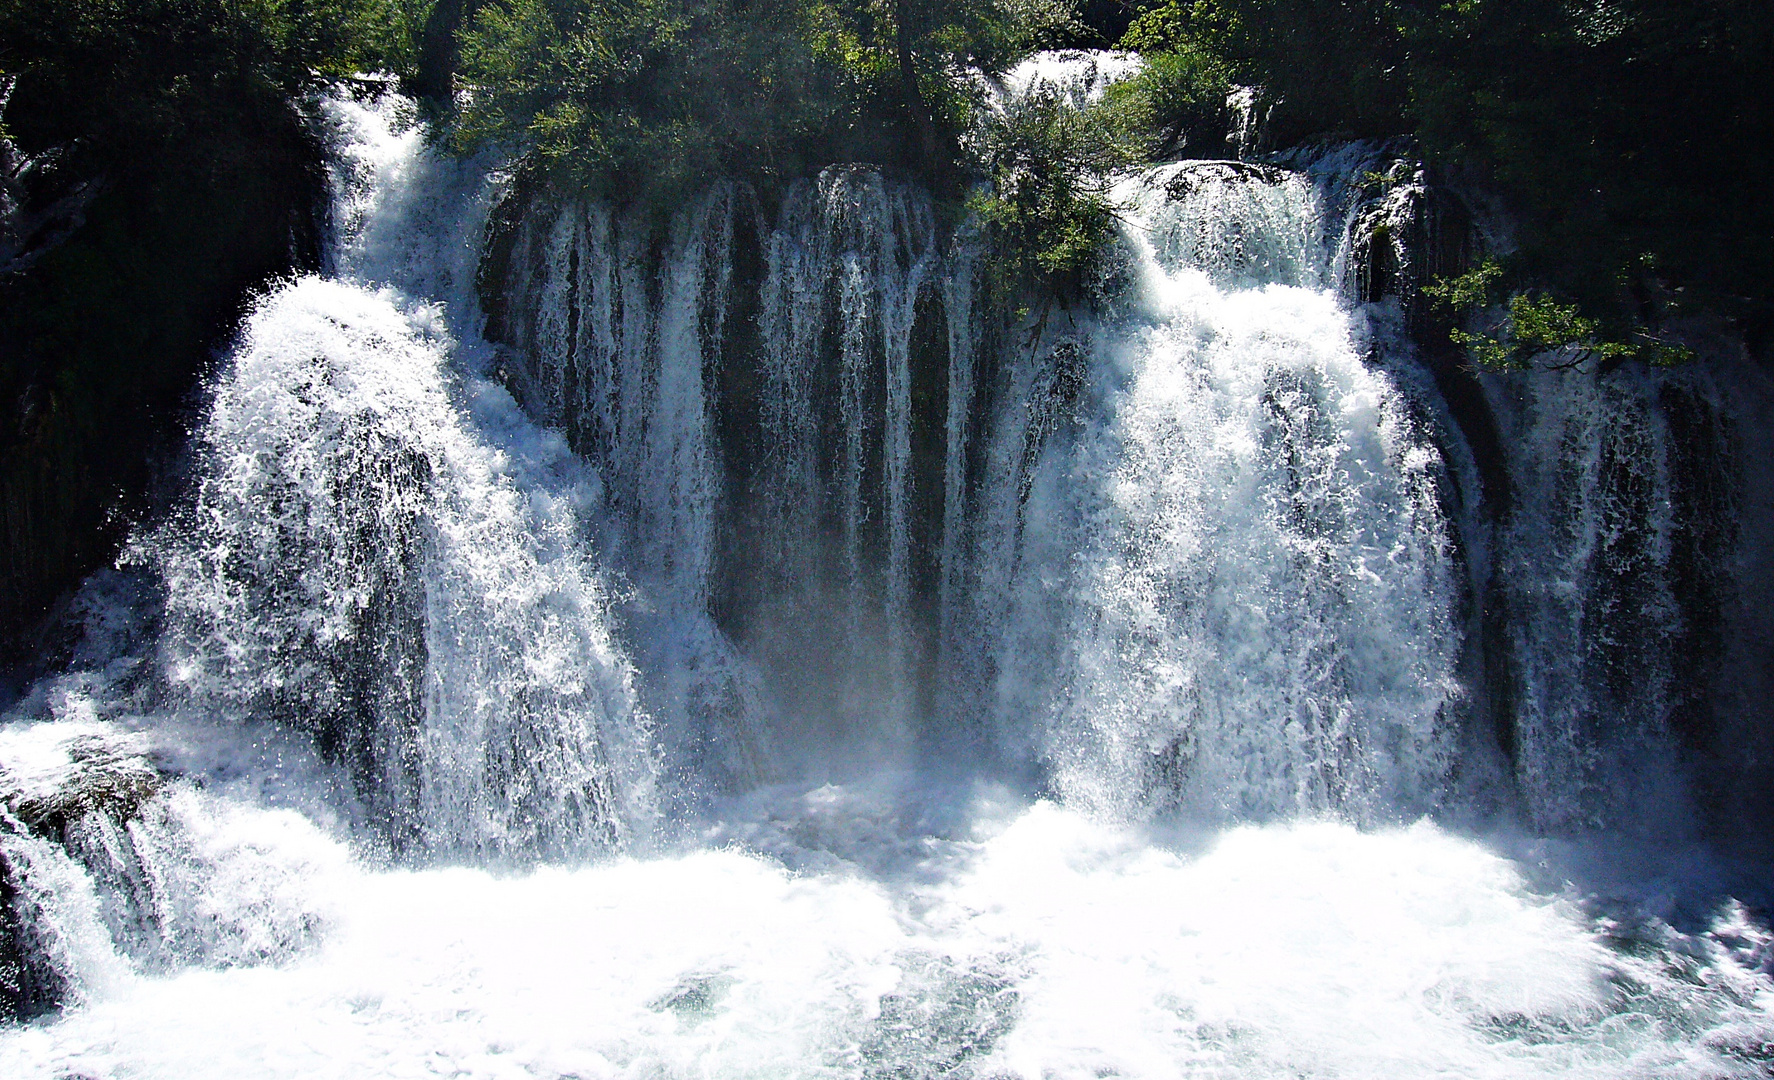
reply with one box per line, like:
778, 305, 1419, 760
143, 93, 657, 859
3, 792, 1769, 1079
1, 82, 1771, 1076
992, 49, 1145, 110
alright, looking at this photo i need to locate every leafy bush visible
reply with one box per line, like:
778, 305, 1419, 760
1097, 46, 1229, 159
455, 0, 1050, 209
967, 83, 1138, 304
1121, 0, 1405, 141
457, 0, 847, 208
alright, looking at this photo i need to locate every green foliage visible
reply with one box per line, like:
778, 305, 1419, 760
1097, 46, 1230, 159
1121, 0, 1407, 139
1429, 263, 1695, 373
968, 84, 1138, 303
1421, 259, 1504, 314
0, 0, 423, 165
456, 0, 1048, 209
1506, 295, 1622, 361
454, 0, 1181, 286
458, 0, 838, 207
994, 0, 1092, 49
1402, 0, 1772, 328
964, 45, 1230, 304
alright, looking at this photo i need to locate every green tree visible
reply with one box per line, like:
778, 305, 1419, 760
457, 0, 860, 206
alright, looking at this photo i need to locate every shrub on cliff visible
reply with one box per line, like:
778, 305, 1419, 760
968, 83, 1137, 305
453, 0, 1072, 208
456, 0, 851, 208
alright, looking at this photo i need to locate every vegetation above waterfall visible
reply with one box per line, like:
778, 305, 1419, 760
1121, 0, 1774, 358
448, 0, 1773, 340
9, 0, 1735, 343
449, 0, 1217, 297
451, 0, 1076, 206
2, 0, 1767, 342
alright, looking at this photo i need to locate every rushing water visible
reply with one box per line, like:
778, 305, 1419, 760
1, 71, 1771, 1077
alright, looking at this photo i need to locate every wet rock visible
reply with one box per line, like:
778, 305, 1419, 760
0, 722, 164, 1021
1, 725, 164, 841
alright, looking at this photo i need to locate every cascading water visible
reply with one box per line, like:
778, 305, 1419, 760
479, 178, 776, 797
944, 160, 1464, 822
1, 68, 1771, 1078
489, 164, 966, 773
144, 92, 659, 860
1477, 354, 1774, 844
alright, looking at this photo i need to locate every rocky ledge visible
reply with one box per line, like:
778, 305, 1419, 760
0, 721, 167, 1021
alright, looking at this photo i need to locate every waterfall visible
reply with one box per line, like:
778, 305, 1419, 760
0, 86, 660, 880
490, 181, 773, 797
1477, 357, 1774, 840
469, 69, 1774, 846
937, 157, 1463, 821
143, 91, 659, 859
1, 68, 1771, 1078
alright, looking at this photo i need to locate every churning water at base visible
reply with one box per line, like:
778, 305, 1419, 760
2, 792, 1771, 1080
2, 80, 1771, 1076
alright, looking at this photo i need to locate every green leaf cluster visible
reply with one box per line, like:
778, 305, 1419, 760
960, 43, 1230, 304
1428, 260, 1695, 372
967, 81, 1143, 303
1097, 46, 1230, 159
449, 0, 1231, 295
1420, 259, 1504, 314
457, 0, 839, 207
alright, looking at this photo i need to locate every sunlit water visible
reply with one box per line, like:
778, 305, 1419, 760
2, 77, 1770, 1078
3, 786, 1770, 1079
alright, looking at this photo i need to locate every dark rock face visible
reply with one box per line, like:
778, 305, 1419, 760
0, 101, 327, 669
0, 76, 103, 280
1333, 156, 1774, 847
5, 733, 164, 839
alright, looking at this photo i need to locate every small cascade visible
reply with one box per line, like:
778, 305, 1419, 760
1480, 364, 1745, 836
0, 83, 668, 1015
747, 168, 952, 758
1131, 160, 1327, 290
991, 50, 1144, 110
0, 806, 131, 1018
0, 721, 343, 1020
492, 189, 737, 600
135, 90, 660, 859
488, 183, 774, 794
